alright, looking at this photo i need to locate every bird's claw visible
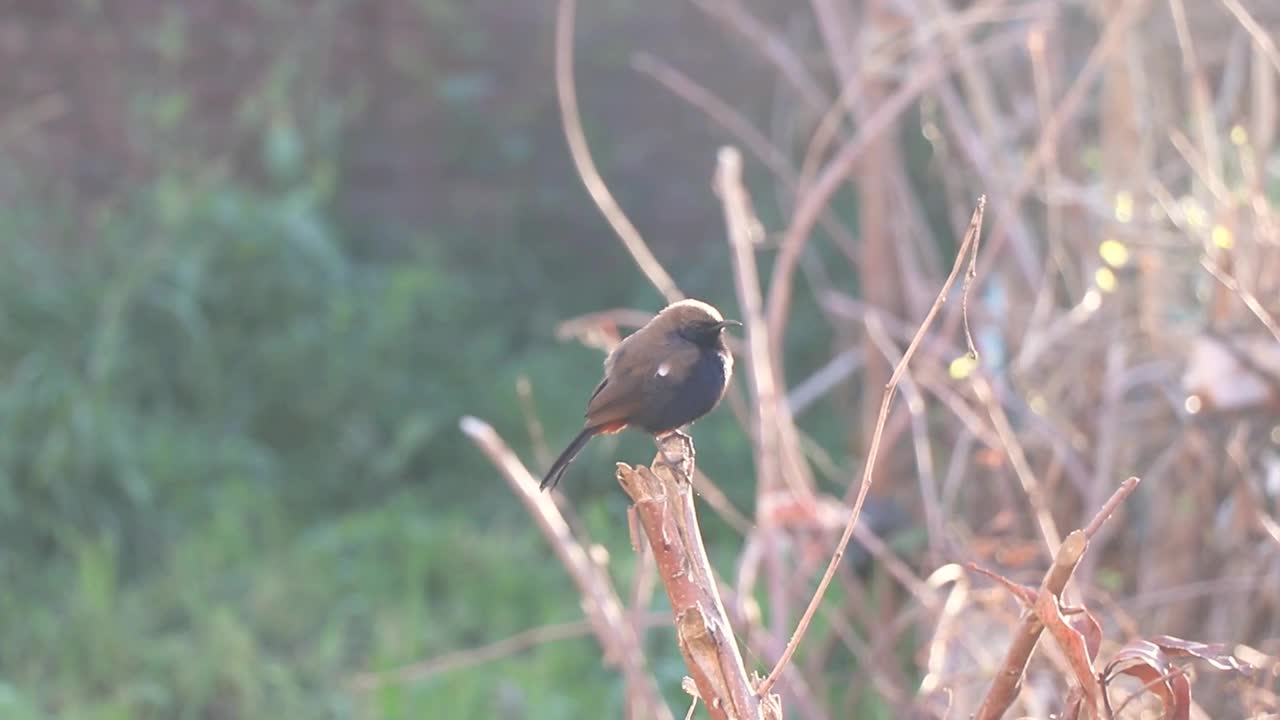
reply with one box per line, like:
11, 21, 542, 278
654, 430, 695, 478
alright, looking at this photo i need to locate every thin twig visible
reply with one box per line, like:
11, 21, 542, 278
349, 613, 669, 690
1220, 0, 1280, 74
964, 0, 1149, 316
972, 375, 1063, 554
631, 52, 863, 261
756, 196, 987, 697
1084, 477, 1142, 539
863, 313, 944, 560
684, 694, 700, 720
718, 145, 814, 695
765, 32, 1018, 363
554, 0, 682, 303
689, 0, 830, 114
1201, 257, 1280, 344
895, 0, 1052, 288
787, 348, 864, 417
515, 376, 552, 471
1107, 664, 1188, 718
717, 146, 815, 504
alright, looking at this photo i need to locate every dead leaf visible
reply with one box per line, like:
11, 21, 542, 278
1181, 334, 1280, 411
1036, 591, 1104, 715
1104, 639, 1190, 720
1148, 635, 1253, 674
1062, 686, 1085, 720
1065, 605, 1103, 664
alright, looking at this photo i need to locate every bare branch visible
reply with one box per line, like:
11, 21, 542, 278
1220, 0, 1280, 74
757, 196, 987, 697
460, 416, 674, 720
555, 0, 683, 303
349, 613, 669, 691
1084, 476, 1142, 540
765, 30, 1020, 362
967, 0, 1149, 312
972, 375, 1063, 554
975, 477, 1144, 720
717, 146, 814, 501
974, 531, 1089, 720
617, 435, 782, 720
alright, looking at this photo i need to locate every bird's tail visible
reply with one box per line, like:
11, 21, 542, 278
541, 426, 599, 490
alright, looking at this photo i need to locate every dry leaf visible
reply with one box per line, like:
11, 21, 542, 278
1062, 686, 1085, 720
1181, 334, 1280, 411
1104, 639, 1190, 720
1148, 635, 1253, 674
1066, 606, 1103, 664
1036, 592, 1104, 716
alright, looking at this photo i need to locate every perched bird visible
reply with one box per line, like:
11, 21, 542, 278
541, 299, 740, 490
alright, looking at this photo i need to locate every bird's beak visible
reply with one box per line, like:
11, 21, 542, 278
715, 320, 743, 331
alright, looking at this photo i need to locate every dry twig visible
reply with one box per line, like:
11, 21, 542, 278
974, 477, 1142, 720
716, 140, 812, 503
349, 612, 669, 691
460, 417, 674, 720
555, 0, 682, 303
756, 195, 987, 697
617, 435, 783, 720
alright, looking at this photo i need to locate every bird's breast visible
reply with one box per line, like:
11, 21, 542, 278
631, 347, 731, 434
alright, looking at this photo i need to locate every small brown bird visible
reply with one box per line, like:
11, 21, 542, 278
541, 299, 740, 490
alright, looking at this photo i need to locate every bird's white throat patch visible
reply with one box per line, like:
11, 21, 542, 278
656, 362, 671, 377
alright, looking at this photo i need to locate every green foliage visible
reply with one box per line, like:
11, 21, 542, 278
0, 487, 643, 718
0, 2, 899, 718
0, 118, 655, 720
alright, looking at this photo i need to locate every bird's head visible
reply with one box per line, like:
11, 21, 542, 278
654, 299, 741, 347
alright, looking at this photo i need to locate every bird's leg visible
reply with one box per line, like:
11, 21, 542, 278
654, 429, 695, 478
672, 428, 695, 466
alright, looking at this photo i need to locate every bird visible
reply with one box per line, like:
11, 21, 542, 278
541, 299, 740, 491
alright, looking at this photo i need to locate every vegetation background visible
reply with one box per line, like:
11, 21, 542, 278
0, 1, 1276, 719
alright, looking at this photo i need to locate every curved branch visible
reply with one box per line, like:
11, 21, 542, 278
555, 0, 682, 303
757, 196, 986, 697
764, 31, 1020, 361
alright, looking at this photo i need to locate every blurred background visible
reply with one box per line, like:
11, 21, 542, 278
0, 0, 1277, 718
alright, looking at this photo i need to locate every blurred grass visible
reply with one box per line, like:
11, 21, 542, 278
0, 166, 683, 717
0, 168, 877, 715
0, 2, 914, 717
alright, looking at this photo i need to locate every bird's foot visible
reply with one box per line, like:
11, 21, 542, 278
654, 430, 695, 478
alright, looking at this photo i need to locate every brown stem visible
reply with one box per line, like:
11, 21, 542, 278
617, 435, 783, 720
1083, 477, 1142, 540
460, 417, 674, 720
554, 0, 682, 304
975, 477, 1143, 719
349, 612, 671, 691
974, 531, 1089, 720
717, 145, 812, 700
756, 196, 987, 697
717, 146, 815, 502
764, 29, 1020, 368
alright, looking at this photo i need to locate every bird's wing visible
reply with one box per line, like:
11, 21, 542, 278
584, 338, 698, 427
584, 361, 644, 427
586, 375, 609, 408
585, 330, 644, 423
